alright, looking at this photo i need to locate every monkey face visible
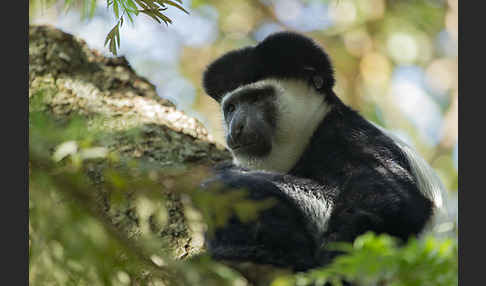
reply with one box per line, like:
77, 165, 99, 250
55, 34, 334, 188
222, 85, 277, 158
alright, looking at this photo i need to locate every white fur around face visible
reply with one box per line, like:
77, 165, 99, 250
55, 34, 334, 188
221, 78, 331, 173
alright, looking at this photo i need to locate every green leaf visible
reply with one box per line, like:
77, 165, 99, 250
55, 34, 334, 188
104, 21, 121, 55
63, 0, 73, 12
127, 0, 138, 11
113, 0, 120, 18
155, 10, 173, 24
126, 11, 134, 23
89, 0, 96, 18
134, 0, 149, 9
115, 23, 121, 47
140, 10, 160, 23
158, 0, 189, 14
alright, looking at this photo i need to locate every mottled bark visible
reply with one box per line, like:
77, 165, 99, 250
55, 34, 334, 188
29, 24, 231, 270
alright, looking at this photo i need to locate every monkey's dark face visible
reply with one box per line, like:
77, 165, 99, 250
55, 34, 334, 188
218, 78, 330, 172
222, 85, 277, 158
203, 32, 336, 172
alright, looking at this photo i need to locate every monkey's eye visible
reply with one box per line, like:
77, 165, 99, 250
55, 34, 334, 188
226, 104, 236, 114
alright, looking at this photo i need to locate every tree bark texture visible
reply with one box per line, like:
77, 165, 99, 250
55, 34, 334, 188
29, 24, 231, 270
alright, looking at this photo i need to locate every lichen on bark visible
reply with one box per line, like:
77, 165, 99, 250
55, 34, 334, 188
29, 24, 231, 281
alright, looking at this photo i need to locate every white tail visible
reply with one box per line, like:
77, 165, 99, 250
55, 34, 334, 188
371, 122, 453, 236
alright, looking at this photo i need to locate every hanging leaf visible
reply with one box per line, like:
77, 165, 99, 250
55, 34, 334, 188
101, 0, 190, 55
113, 0, 120, 18
89, 0, 96, 18
158, 0, 189, 14
104, 21, 121, 56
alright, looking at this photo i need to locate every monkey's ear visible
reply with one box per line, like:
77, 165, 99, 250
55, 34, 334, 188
304, 67, 325, 90
312, 75, 325, 90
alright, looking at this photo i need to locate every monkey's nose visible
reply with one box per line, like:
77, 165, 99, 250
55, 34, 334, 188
227, 118, 246, 149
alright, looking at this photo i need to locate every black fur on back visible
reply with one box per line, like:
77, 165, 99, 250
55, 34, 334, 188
290, 97, 433, 245
203, 32, 335, 102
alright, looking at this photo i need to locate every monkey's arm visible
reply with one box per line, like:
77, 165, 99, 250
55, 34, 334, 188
201, 168, 337, 270
200, 167, 433, 270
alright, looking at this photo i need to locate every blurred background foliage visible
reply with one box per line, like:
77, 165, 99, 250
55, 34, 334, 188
29, 0, 458, 285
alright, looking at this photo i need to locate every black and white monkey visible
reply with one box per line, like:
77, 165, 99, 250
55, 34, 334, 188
200, 32, 449, 271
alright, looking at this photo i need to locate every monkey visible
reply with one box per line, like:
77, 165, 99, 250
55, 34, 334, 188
199, 31, 449, 272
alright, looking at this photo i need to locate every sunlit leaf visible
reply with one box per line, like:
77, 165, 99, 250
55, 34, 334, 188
113, 0, 120, 18
158, 0, 189, 14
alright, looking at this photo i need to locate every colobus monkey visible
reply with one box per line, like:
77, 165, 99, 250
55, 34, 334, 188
201, 32, 449, 271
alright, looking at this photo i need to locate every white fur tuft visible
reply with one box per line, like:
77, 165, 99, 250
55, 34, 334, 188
274, 180, 334, 241
371, 122, 453, 236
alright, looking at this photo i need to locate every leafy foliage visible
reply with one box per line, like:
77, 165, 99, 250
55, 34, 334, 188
104, 0, 189, 55
29, 0, 189, 55
273, 233, 458, 286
